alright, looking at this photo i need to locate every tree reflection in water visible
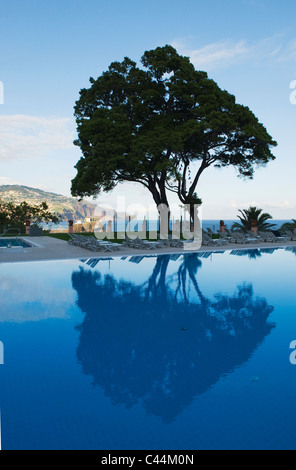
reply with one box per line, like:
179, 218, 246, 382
71, 253, 275, 423
285, 246, 296, 255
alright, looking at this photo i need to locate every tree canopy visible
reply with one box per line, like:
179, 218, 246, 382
71, 45, 277, 217
280, 219, 296, 232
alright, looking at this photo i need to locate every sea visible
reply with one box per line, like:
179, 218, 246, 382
42, 219, 292, 232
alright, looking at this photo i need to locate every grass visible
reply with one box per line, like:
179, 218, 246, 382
45, 232, 71, 241
1, 233, 28, 237
44, 231, 124, 243
44, 230, 176, 243
2, 228, 196, 243
211, 233, 221, 239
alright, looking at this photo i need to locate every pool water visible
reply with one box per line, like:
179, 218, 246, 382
0, 247, 296, 450
0, 238, 32, 248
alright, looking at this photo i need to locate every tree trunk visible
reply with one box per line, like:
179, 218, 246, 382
148, 180, 171, 239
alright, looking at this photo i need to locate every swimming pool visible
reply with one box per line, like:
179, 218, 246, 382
0, 238, 33, 248
0, 247, 296, 450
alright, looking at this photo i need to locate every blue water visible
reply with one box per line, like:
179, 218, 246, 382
202, 219, 290, 231
44, 219, 291, 233
0, 238, 32, 248
1, 247, 296, 450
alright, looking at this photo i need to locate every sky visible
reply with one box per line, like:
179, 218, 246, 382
0, 0, 296, 220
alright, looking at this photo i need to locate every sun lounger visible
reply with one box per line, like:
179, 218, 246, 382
202, 232, 218, 246
246, 231, 265, 242
88, 236, 122, 251
68, 234, 121, 252
68, 234, 96, 249
258, 231, 289, 243
216, 232, 235, 243
202, 231, 228, 246
230, 232, 259, 244
271, 230, 290, 242
121, 236, 162, 250
282, 230, 296, 241
169, 239, 185, 248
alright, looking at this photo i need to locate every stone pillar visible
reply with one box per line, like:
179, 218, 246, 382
142, 216, 147, 233
107, 219, 112, 239
113, 212, 117, 236
68, 220, 74, 233
25, 219, 31, 235
173, 219, 180, 239
219, 220, 225, 233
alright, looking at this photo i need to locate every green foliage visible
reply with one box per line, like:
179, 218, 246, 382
280, 220, 296, 232
0, 199, 59, 234
231, 206, 276, 232
72, 45, 277, 212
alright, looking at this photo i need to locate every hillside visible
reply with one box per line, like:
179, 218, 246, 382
0, 185, 97, 221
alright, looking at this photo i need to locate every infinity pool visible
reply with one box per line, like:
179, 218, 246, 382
0, 238, 33, 248
0, 247, 296, 450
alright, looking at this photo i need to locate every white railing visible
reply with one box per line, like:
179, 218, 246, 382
0, 227, 20, 238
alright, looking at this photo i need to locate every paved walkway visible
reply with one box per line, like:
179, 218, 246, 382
0, 235, 296, 263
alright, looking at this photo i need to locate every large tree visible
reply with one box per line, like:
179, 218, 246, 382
0, 199, 59, 233
71, 45, 277, 222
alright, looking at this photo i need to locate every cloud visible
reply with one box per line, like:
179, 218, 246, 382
0, 176, 19, 185
229, 199, 296, 211
0, 274, 76, 322
171, 39, 250, 71
275, 39, 296, 64
171, 35, 293, 71
0, 114, 75, 161
263, 200, 296, 210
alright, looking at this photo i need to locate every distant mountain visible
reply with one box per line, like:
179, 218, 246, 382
0, 185, 97, 221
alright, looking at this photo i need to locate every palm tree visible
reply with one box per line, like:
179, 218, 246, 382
231, 206, 276, 232
280, 219, 296, 232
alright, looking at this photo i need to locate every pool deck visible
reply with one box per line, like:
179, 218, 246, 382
0, 235, 296, 263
